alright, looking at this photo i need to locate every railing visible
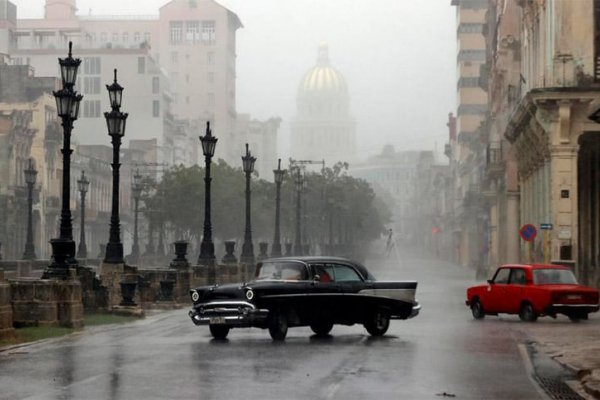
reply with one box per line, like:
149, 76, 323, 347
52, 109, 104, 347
486, 141, 503, 165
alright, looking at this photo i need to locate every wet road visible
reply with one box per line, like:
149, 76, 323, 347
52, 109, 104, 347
1, 246, 547, 400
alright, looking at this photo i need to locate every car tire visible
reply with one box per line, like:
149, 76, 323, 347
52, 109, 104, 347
471, 299, 485, 320
310, 320, 334, 336
364, 307, 390, 336
268, 309, 288, 341
209, 324, 230, 340
519, 303, 538, 322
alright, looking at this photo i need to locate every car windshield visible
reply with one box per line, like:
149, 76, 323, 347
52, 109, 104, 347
256, 261, 308, 281
533, 269, 578, 285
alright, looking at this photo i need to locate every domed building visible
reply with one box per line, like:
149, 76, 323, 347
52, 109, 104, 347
291, 44, 356, 165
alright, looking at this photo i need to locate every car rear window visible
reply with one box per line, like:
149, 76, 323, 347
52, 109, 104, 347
533, 269, 577, 285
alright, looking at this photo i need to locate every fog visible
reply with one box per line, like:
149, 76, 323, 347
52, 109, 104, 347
13, 0, 456, 161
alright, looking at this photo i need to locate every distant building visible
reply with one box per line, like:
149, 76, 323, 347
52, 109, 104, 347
3, 0, 243, 166
291, 44, 356, 167
350, 146, 435, 242
236, 114, 280, 180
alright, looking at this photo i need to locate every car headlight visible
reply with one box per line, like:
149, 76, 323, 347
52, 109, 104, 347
191, 290, 200, 302
245, 288, 254, 300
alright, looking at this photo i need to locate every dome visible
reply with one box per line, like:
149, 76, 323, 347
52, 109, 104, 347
299, 44, 348, 95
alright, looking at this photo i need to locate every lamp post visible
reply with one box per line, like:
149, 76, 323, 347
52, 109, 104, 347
198, 121, 218, 266
130, 169, 142, 265
271, 159, 286, 257
44, 42, 83, 279
23, 158, 37, 260
104, 69, 128, 264
76, 171, 89, 259
240, 143, 256, 264
293, 168, 304, 256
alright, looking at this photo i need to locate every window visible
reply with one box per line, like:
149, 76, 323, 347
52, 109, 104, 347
100, 32, 107, 43
171, 51, 178, 64
311, 264, 334, 283
458, 23, 484, 34
134, 32, 140, 43
143, 32, 151, 43
207, 92, 215, 107
152, 100, 160, 117
83, 57, 101, 75
152, 77, 159, 94
83, 100, 101, 118
186, 21, 200, 43
207, 51, 214, 65
207, 72, 214, 83
122, 32, 128, 43
493, 268, 510, 284
138, 56, 145, 74
202, 20, 215, 43
170, 21, 183, 44
331, 264, 362, 282
509, 269, 526, 285
112, 32, 119, 42
83, 77, 101, 94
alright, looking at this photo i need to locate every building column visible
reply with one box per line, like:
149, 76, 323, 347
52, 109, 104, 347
489, 201, 498, 270
506, 190, 520, 263
550, 145, 578, 262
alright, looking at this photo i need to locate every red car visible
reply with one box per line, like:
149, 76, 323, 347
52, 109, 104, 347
466, 264, 599, 322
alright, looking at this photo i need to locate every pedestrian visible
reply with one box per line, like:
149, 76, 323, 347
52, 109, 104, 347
385, 228, 394, 257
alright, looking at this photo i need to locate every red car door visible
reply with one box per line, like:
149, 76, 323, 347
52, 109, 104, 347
504, 268, 527, 314
486, 267, 511, 313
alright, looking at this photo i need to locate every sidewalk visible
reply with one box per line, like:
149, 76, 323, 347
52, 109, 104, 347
526, 320, 600, 399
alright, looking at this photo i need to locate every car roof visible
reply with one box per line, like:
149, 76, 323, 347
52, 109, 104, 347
499, 263, 570, 270
259, 256, 371, 278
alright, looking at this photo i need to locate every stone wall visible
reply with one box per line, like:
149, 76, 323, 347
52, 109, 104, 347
10, 278, 83, 328
0, 270, 14, 339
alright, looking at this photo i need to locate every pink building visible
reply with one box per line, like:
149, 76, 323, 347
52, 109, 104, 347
6, 0, 242, 165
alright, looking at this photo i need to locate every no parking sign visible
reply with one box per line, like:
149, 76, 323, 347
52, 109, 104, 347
519, 224, 537, 242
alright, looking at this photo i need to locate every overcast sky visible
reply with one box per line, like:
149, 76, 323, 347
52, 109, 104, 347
12, 0, 457, 162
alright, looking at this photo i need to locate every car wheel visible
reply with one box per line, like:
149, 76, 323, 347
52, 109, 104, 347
310, 320, 334, 336
519, 303, 538, 322
268, 309, 288, 341
471, 299, 485, 320
364, 307, 390, 336
209, 324, 230, 340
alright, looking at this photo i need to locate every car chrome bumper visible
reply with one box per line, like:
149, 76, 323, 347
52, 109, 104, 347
545, 304, 600, 314
188, 300, 269, 327
409, 303, 421, 319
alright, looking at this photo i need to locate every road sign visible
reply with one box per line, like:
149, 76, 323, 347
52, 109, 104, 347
540, 223, 553, 230
519, 224, 537, 241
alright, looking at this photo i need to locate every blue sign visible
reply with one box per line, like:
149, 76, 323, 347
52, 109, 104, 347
540, 223, 553, 230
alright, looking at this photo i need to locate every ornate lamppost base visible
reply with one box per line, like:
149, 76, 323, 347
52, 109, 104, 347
104, 242, 124, 264
43, 238, 76, 280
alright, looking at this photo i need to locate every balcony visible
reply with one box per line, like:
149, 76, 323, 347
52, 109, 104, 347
485, 141, 505, 179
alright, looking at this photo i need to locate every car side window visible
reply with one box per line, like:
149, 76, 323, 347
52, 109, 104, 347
493, 268, 511, 284
509, 268, 526, 285
311, 263, 333, 283
331, 264, 363, 282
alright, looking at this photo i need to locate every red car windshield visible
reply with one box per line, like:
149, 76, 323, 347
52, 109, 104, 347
533, 269, 578, 285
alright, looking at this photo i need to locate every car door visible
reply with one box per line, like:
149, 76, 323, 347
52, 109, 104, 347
504, 268, 527, 314
307, 263, 341, 321
330, 263, 367, 322
486, 267, 511, 313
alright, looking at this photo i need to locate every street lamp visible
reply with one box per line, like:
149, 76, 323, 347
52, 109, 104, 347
240, 143, 256, 264
198, 121, 218, 266
130, 169, 142, 265
271, 159, 286, 257
44, 42, 83, 279
76, 171, 90, 259
23, 158, 37, 260
104, 69, 128, 264
294, 168, 304, 256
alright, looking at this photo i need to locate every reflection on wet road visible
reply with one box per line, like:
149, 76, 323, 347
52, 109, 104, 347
0, 248, 545, 399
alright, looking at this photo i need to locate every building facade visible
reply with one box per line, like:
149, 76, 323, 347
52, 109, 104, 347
291, 44, 356, 167
448, 0, 490, 268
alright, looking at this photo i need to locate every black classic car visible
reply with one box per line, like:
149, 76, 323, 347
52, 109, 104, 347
188, 256, 420, 340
